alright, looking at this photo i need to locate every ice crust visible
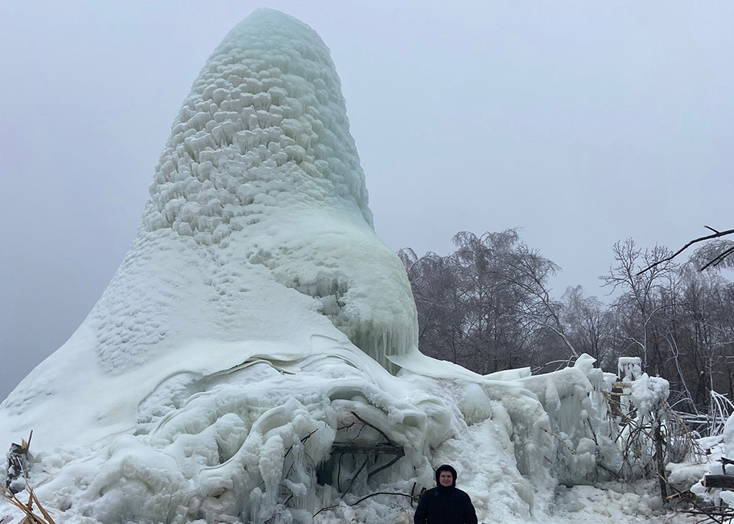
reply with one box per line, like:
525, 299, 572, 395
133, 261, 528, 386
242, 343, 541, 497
0, 9, 668, 524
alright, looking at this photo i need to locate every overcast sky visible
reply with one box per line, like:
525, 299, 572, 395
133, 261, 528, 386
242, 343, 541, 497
1, 0, 732, 401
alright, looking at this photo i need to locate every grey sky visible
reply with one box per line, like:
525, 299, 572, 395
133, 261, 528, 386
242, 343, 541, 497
1, 1, 732, 401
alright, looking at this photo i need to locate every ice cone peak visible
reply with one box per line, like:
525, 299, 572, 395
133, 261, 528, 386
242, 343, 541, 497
144, 8, 372, 243
85, 8, 417, 377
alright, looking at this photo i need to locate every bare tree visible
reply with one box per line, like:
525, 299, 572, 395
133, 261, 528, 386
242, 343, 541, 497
401, 229, 565, 373
560, 286, 614, 368
399, 248, 468, 364
600, 239, 676, 374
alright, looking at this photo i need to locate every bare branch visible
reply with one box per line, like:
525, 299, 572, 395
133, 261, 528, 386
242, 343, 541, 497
349, 411, 395, 446
313, 491, 417, 517
700, 245, 734, 271
637, 227, 734, 275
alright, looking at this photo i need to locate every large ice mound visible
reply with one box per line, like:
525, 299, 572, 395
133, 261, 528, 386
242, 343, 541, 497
0, 8, 417, 448
0, 10, 629, 524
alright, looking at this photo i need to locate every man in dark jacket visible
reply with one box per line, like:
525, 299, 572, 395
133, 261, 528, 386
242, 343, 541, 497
414, 464, 477, 524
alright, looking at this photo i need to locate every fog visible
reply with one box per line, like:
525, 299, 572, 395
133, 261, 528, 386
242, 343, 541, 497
1, 0, 732, 401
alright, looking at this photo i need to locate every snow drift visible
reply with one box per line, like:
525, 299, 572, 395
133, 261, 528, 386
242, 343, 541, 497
0, 9, 643, 524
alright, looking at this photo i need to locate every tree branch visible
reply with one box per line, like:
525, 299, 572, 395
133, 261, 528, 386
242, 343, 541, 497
701, 244, 734, 271
637, 227, 734, 275
349, 411, 395, 446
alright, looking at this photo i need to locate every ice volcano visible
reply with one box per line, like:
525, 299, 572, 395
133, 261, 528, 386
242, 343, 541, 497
1, 9, 613, 524
1, 8, 416, 448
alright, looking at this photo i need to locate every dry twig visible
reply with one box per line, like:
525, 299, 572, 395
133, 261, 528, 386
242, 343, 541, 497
1, 481, 56, 524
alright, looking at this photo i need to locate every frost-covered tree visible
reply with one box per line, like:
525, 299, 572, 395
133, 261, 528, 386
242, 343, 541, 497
398, 248, 467, 363
601, 239, 734, 416
669, 270, 734, 411
559, 286, 614, 369
402, 229, 564, 373
601, 239, 676, 374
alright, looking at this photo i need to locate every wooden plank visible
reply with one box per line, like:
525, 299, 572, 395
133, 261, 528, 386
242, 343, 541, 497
703, 475, 734, 489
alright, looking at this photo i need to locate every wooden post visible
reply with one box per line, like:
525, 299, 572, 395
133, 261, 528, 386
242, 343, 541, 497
654, 413, 667, 500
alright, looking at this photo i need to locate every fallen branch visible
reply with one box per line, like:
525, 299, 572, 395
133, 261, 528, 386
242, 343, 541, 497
660, 471, 726, 524
368, 453, 404, 480
313, 491, 417, 517
343, 456, 369, 496
329, 444, 404, 456
677, 509, 731, 524
703, 475, 734, 489
349, 412, 395, 446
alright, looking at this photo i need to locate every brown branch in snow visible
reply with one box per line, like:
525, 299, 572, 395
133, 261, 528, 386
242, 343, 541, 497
313, 491, 417, 517
349, 411, 395, 446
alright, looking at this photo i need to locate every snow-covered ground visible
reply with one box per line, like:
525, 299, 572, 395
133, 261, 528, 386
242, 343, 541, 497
0, 9, 722, 524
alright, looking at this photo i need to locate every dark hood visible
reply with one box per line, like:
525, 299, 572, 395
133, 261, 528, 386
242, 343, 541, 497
435, 464, 457, 488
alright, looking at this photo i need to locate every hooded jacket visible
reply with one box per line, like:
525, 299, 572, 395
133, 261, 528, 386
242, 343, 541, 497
414, 465, 478, 524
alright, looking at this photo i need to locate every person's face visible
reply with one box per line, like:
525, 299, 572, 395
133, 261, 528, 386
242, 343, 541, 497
439, 471, 453, 487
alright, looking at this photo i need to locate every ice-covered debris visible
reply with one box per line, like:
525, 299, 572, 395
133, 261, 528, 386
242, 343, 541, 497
616, 358, 665, 423
629, 374, 669, 420
721, 490, 734, 507
1, 351, 624, 524
617, 357, 642, 382
459, 383, 492, 425
667, 459, 714, 491
23, 353, 445, 524
690, 413, 734, 502
552, 483, 663, 521
520, 354, 614, 484
5, 436, 32, 494
723, 413, 734, 458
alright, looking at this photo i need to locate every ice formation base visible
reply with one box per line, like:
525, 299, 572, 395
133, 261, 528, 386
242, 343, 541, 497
6, 348, 613, 524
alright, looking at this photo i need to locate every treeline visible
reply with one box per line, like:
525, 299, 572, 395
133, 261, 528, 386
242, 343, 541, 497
400, 230, 734, 414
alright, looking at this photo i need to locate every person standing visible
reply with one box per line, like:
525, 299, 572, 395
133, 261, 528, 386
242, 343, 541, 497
414, 464, 477, 524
